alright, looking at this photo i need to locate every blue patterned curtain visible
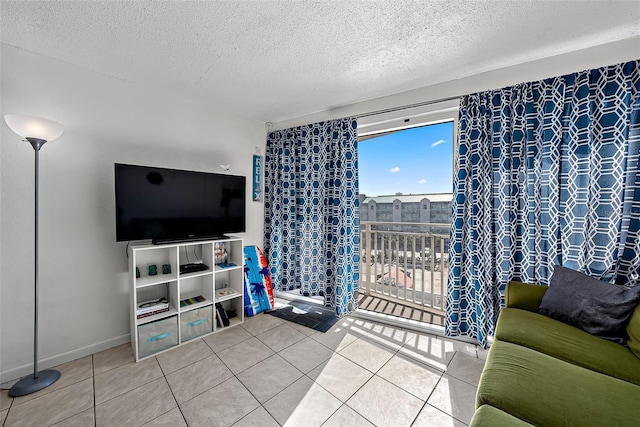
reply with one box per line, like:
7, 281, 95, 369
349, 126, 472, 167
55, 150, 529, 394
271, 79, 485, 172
264, 118, 360, 316
447, 60, 640, 347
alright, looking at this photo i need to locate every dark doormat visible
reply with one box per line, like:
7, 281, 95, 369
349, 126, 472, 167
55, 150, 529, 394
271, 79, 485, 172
267, 300, 338, 333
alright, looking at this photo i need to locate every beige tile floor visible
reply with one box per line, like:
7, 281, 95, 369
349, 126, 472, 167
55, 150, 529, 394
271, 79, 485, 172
1, 313, 484, 427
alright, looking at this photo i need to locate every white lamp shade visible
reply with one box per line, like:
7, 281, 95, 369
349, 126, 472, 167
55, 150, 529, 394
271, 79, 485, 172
4, 114, 64, 142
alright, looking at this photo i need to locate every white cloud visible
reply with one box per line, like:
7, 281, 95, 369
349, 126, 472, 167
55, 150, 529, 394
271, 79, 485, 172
389, 166, 400, 173
431, 139, 446, 148
418, 179, 427, 184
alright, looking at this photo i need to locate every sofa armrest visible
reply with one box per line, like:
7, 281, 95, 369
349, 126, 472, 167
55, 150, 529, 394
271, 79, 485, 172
505, 281, 548, 312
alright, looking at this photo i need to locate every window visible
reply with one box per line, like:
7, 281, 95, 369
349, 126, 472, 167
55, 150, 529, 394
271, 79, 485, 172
358, 120, 455, 226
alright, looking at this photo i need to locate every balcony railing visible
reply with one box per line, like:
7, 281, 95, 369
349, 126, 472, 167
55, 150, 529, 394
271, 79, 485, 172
359, 221, 449, 315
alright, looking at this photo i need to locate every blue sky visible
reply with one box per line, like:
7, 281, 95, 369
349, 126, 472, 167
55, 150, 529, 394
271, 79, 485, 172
358, 121, 454, 196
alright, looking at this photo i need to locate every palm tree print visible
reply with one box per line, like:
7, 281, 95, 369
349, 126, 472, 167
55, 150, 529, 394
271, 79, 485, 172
246, 257, 271, 312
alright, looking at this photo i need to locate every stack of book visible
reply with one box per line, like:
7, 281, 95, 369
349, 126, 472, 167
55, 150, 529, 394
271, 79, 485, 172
137, 299, 170, 319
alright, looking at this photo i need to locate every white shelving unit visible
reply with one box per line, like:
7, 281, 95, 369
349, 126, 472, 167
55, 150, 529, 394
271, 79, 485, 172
129, 237, 244, 361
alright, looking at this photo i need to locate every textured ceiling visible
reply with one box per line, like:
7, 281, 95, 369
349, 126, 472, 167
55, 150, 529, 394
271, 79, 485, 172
1, 1, 638, 123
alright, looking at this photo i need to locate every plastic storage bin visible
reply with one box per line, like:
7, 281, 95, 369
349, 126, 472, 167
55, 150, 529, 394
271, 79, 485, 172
180, 306, 213, 341
137, 316, 179, 358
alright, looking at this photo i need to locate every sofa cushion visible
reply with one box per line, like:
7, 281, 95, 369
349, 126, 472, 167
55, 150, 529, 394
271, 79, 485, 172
538, 265, 640, 343
495, 308, 640, 385
628, 303, 640, 359
477, 341, 640, 427
470, 405, 533, 427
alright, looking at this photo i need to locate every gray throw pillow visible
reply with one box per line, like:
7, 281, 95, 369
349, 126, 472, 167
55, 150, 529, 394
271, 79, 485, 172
538, 265, 640, 344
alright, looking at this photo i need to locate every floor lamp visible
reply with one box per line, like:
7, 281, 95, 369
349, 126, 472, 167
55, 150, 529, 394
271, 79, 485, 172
4, 114, 64, 397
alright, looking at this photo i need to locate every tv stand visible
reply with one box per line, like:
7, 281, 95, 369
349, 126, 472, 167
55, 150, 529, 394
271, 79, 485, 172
152, 235, 230, 245
128, 237, 244, 361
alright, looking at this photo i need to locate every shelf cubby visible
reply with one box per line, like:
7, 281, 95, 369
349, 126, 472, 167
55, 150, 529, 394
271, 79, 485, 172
179, 273, 214, 312
214, 296, 244, 332
215, 268, 243, 300
134, 245, 178, 285
178, 243, 213, 272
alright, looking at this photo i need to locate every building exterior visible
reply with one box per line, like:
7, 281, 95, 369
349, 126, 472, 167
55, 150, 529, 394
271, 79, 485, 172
359, 193, 453, 225
359, 193, 453, 262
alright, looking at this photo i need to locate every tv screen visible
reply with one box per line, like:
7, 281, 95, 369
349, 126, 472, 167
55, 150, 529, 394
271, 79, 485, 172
115, 163, 246, 242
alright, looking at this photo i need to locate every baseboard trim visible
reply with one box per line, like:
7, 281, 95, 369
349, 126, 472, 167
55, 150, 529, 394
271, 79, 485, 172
1, 334, 131, 384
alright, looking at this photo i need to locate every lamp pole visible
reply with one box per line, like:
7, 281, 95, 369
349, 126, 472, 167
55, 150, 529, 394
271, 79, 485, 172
29, 138, 46, 382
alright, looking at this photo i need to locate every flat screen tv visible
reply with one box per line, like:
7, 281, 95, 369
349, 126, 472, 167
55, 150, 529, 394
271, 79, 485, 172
115, 163, 246, 243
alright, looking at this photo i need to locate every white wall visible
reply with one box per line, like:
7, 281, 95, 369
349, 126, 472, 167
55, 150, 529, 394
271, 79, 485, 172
0, 45, 265, 381
273, 37, 640, 130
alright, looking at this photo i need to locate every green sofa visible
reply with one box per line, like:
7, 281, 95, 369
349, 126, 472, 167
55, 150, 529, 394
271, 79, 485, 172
470, 281, 640, 427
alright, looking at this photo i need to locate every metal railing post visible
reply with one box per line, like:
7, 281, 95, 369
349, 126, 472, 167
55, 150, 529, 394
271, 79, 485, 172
365, 222, 372, 295
411, 235, 417, 304
440, 237, 446, 309
373, 230, 378, 295
430, 235, 435, 308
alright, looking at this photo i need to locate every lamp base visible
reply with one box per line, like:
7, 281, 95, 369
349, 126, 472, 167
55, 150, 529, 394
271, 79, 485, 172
8, 369, 61, 397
